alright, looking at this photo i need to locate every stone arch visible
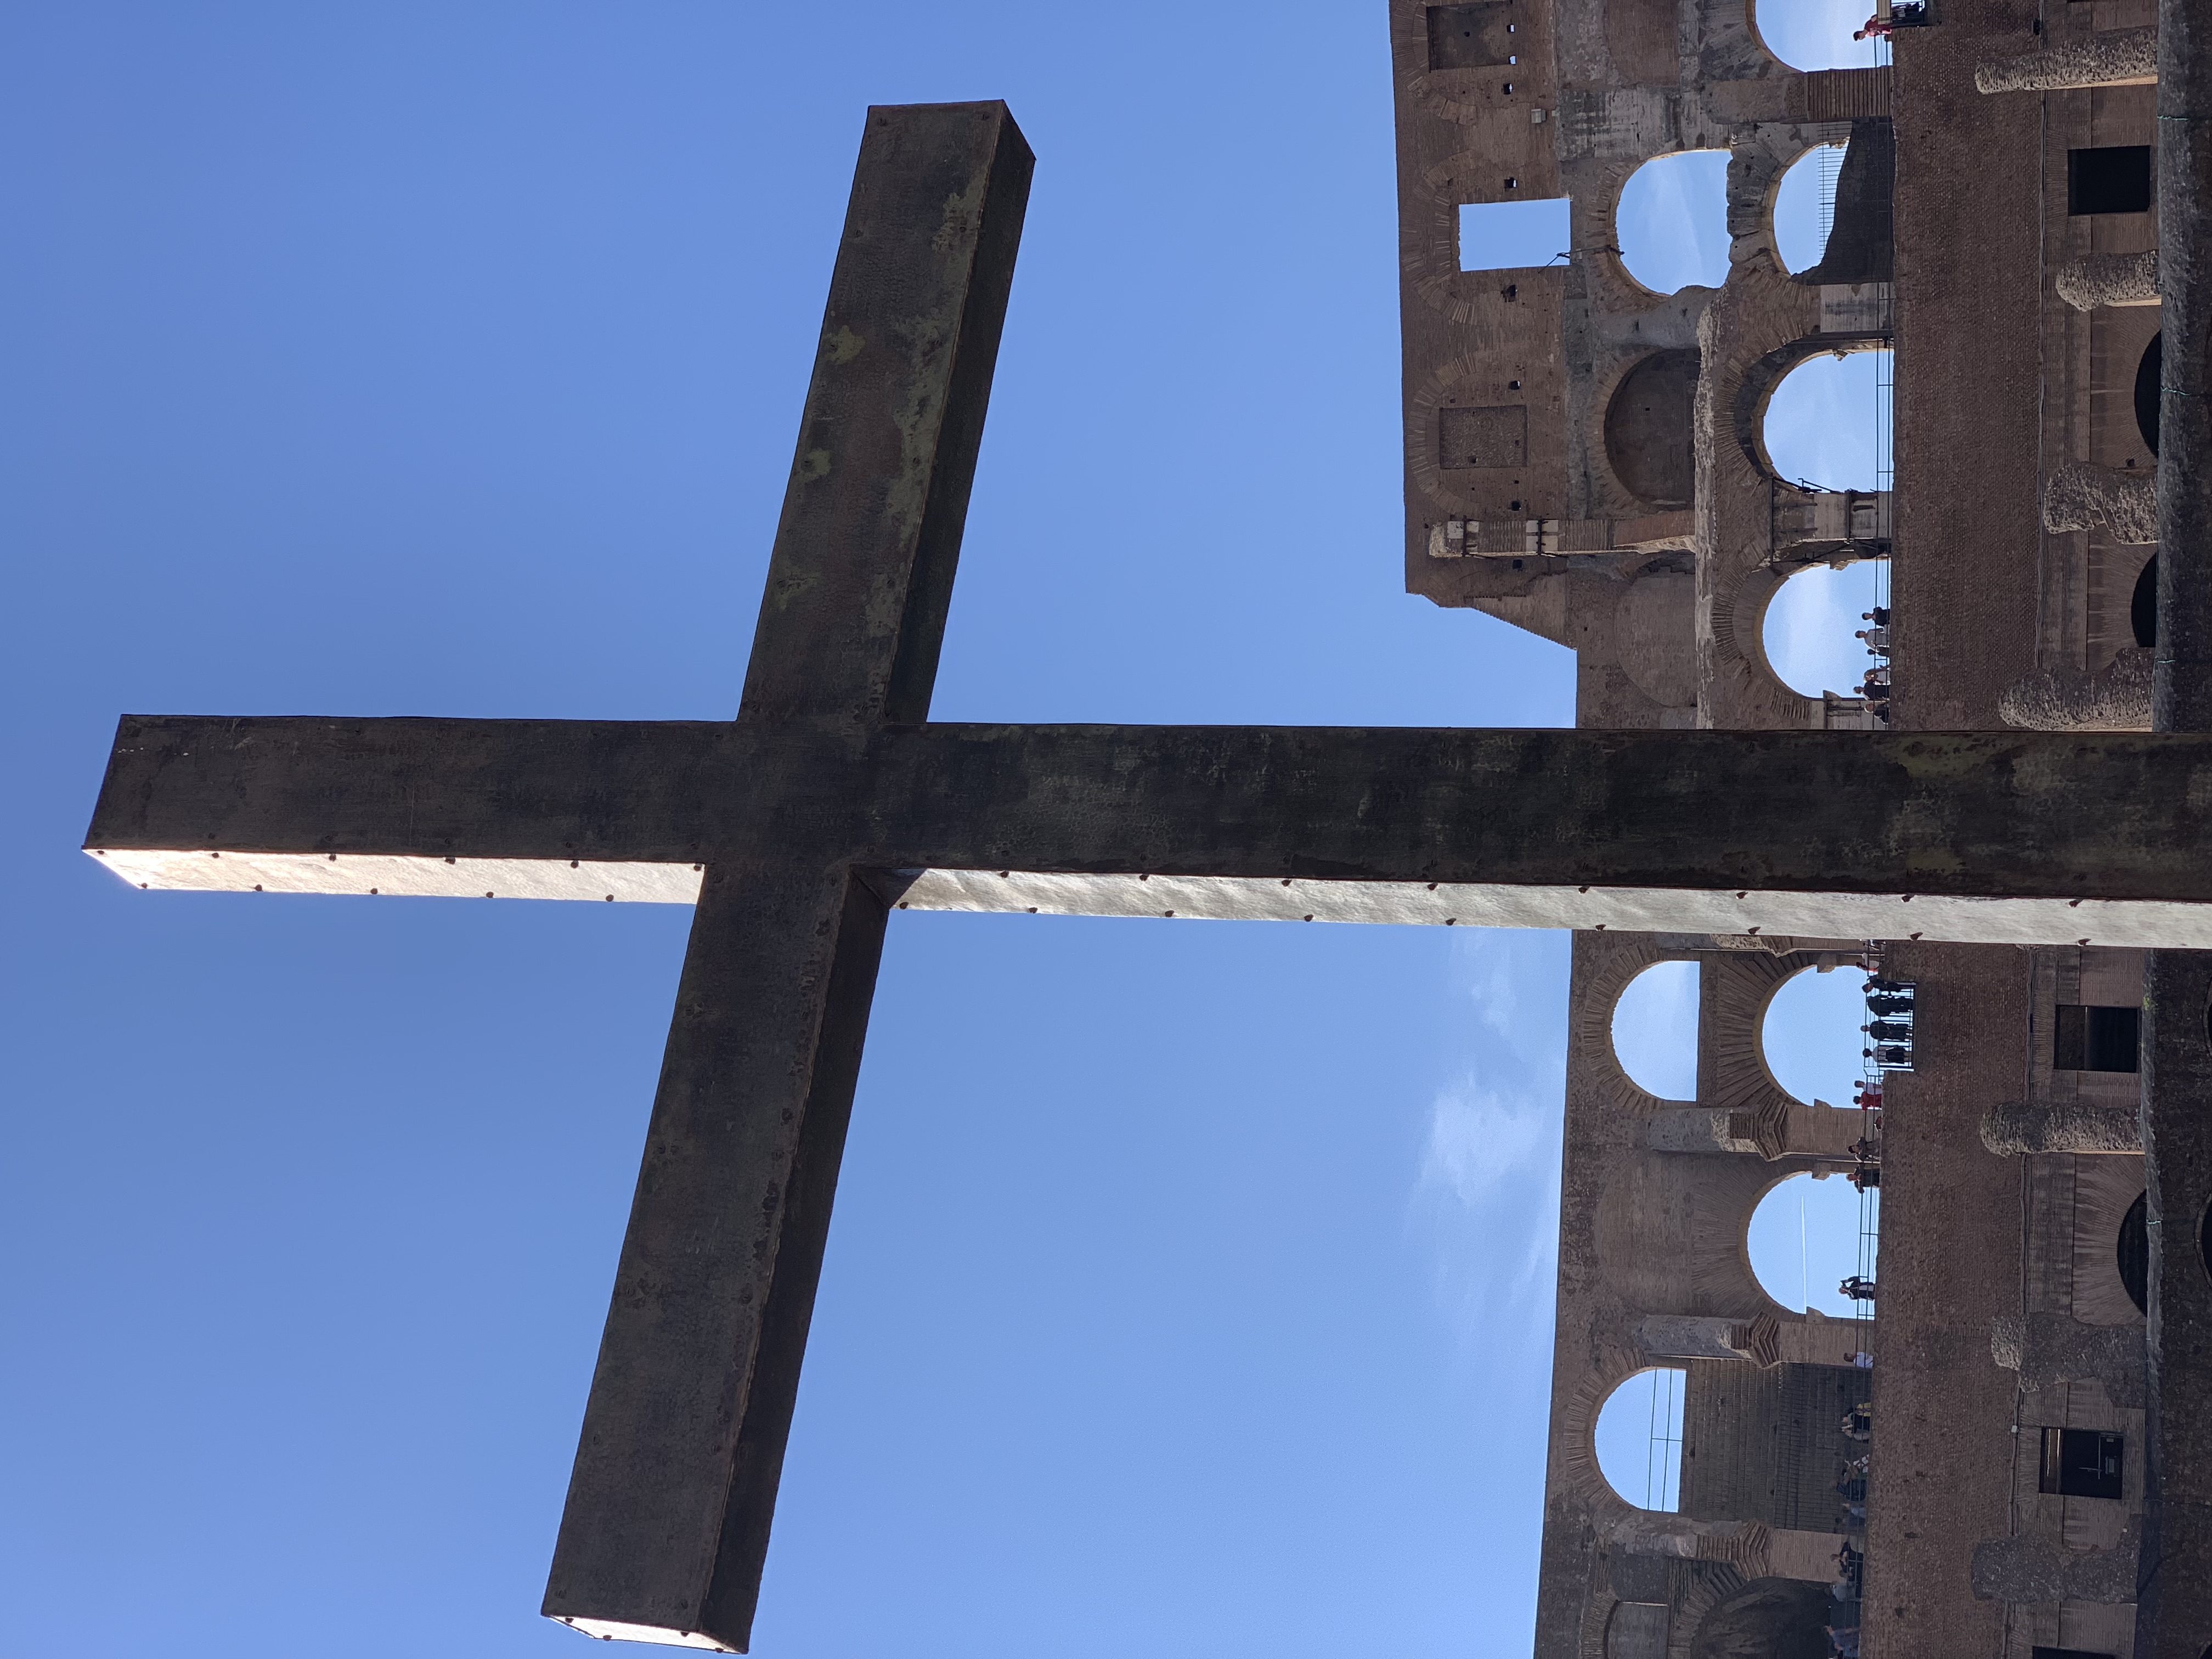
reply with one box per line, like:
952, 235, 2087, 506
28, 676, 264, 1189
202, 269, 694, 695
1555, 1344, 1676, 1516
1764, 139, 1848, 276
1707, 563, 1832, 728
2137, 330, 2163, 456
2121, 1190, 2148, 1315
1685, 1576, 1832, 1658
2074, 1155, 2150, 1327
1702, 951, 1803, 1119
1757, 959, 1870, 1107
1741, 0, 1805, 73
1614, 151, 1735, 298
1573, 939, 1702, 1112
1593, 1364, 1689, 1510
1598, 1153, 1785, 1314
1736, 338, 1891, 487
1745, 1167, 1869, 1318
1582, 325, 1714, 519
1613, 571, 1699, 709
1602, 1595, 1671, 1658
2134, 553, 2159, 648
1606, 349, 1702, 509
1613, 959, 1702, 1100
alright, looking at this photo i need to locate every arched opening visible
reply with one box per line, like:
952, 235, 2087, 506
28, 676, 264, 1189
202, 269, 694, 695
1615, 151, 1732, 295
1688, 1578, 1835, 1659
2137, 331, 2163, 456
2202, 1194, 2212, 1291
1773, 144, 1847, 274
1748, 1171, 1877, 1317
1605, 350, 1701, 507
1748, 0, 1890, 71
1760, 964, 1867, 1105
1763, 351, 1892, 493
2134, 555, 2159, 648
1612, 961, 1700, 1099
1594, 1367, 1685, 1510
1761, 561, 1887, 698
2120, 1191, 2148, 1315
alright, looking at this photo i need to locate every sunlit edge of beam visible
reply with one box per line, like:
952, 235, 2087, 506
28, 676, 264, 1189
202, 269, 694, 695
84, 849, 2212, 948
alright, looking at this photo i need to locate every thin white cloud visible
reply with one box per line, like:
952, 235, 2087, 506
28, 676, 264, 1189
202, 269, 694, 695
1412, 930, 1569, 1335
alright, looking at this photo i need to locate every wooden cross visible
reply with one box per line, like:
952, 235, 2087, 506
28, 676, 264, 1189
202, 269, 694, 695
78, 101, 2212, 1650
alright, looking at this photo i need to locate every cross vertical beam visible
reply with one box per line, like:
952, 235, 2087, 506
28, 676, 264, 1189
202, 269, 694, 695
539, 102, 1032, 1652
2137, 0, 2212, 1646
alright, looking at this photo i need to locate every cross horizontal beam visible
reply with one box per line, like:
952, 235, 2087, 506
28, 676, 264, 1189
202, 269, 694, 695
84, 713, 2212, 946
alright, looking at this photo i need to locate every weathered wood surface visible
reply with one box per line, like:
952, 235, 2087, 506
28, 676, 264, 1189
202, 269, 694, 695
546, 99, 1028, 1652
85, 713, 2212, 904
2139, 0, 2212, 1649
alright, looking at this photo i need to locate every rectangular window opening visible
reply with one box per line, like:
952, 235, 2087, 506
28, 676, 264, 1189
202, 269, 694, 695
2068, 146, 2152, 216
2053, 1003, 2140, 1072
1459, 198, 1571, 273
2037, 1427, 2124, 1499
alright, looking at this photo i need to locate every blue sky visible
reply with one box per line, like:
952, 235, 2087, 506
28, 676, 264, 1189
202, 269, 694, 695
1, 8, 1878, 1655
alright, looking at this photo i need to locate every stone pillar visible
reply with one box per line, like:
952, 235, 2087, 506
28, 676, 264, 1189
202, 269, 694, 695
1976, 26, 2159, 94
1980, 1097, 2146, 1153
1990, 1312, 2147, 1407
1999, 650, 2155, 731
2045, 459, 2162, 543
2057, 250, 2163, 311
1645, 1108, 1769, 1156
1635, 1313, 1773, 1364
2139, 0, 2212, 1643
1609, 1515, 1849, 1582
1774, 1307, 1873, 1368
1635, 1308, 1869, 1368
1972, 1530, 2142, 1602
1645, 1102, 1862, 1161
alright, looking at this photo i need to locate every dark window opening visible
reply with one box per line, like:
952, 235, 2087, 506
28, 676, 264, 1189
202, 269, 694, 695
1425, 3, 1515, 69
2054, 1003, 2140, 1072
2202, 1197, 2212, 1300
2038, 1427, 2124, 1499
2136, 331, 2163, 455
2119, 1192, 2148, 1316
2068, 146, 2153, 216
2133, 556, 2159, 650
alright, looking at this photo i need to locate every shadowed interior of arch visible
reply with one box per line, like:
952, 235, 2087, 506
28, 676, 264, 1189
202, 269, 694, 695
1594, 1368, 1686, 1511
1611, 961, 1699, 1098
1748, 1172, 1874, 1318
1614, 151, 1731, 294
